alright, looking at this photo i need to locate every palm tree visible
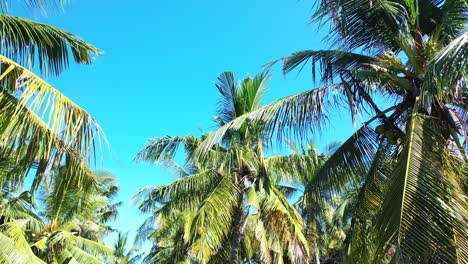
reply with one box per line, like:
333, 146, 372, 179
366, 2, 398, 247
110, 232, 143, 264
29, 170, 117, 263
0, 158, 44, 263
135, 72, 309, 264
275, 141, 352, 264
0, 0, 104, 202
196, 1, 468, 262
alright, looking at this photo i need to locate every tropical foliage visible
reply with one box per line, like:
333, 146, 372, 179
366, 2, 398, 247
0, 1, 116, 263
0, 0, 466, 263
109, 232, 143, 264
187, 0, 467, 263
134, 72, 310, 264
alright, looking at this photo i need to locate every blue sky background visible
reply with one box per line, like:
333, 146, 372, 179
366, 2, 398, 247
12, 0, 359, 251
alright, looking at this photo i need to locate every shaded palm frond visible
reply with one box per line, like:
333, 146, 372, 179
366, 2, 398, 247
423, 32, 468, 109
282, 50, 374, 84
376, 114, 468, 263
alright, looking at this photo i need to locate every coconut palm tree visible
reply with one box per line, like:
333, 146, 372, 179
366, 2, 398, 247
0, 0, 104, 202
196, 1, 468, 262
0, 158, 44, 263
29, 170, 117, 263
109, 232, 143, 264
0, 159, 120, 263
135, 72, 309, 264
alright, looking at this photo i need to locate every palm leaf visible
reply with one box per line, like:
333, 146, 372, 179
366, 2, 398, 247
282, 50, 373, 84
196, 82, 350, 156
0, 14, 102, 76
0, 220, 45, 264
189, 176, 240, 263
423, 31, 468, 109
376, 114, 468, 263
0, 56, 103, 192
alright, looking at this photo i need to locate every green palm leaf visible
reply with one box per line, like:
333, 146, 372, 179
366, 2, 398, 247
0, 55, 103, 193
0, 14, 102, 76
376, 114, 468, 263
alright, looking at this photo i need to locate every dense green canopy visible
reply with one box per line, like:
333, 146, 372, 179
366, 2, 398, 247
0, 0, 466, 263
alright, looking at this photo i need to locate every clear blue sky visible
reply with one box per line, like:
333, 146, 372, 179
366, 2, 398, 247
13, 0, 358, 249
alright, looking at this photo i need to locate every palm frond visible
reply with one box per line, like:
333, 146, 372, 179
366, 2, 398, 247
376, 114, 468, 263
0, 0, 66, 12
133, 169, 219, 214
307, 125, 379, 199
134, 134, 201, 163
282, 50, 373, 84
196, 83, 350, 156
423, 31, 468, 109
0, 56, 104, 193
189, 176, 240, 263
0, 14, 102, 76
312, 0, 409, 52
256, 186, 309, 264
0, 220, 45, 264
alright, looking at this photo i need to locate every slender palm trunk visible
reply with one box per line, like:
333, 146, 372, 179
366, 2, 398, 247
314, 239, 320, 264
230, 193, 244, 264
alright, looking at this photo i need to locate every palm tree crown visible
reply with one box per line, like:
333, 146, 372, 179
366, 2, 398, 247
195, 1, 468, 263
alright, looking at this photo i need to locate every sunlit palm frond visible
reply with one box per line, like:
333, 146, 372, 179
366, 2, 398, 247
134, 134, 205, 163
0, 190, 43, 232
133, 169, 219, 214
0, 14, 102, 76
265, 153, 325, 184
48, 230, 113, 263
0, 220, 45, 264
189, 176, 240, 263
214, 71, 270, 127
0, 56, 103, 193
197, 83, 349, 156
256, 186, 309, 264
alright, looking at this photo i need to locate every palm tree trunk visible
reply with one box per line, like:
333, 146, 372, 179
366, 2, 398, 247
314, 239, 321, 264
230, 193, 244, 264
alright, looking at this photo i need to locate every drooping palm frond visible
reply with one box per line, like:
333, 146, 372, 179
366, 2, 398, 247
0, 190, 43, 232
133, 169, 219, 214
196, 82, 351, 156
265, 152, 326, 184
46, 230, 113, 263
376, 114, 468, 263
423, 31, 468, 108
282, 50, 373, 84
134, 134, 205, 164
0, 0, 66, 12
312, 0, 410, 52
0, 220, 45, 264
0, 14, 102, 76
255, 186, 309, 264
140, 211, 194, 264
307, 126, 379, 199
342, 142, 394, 263
189, 176, 240, 263
0, 56, 104, 193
